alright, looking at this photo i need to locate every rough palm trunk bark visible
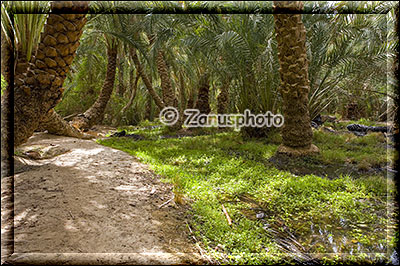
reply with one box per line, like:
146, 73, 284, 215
217, 78, 230, 114
2, 2, 88, 263
144, 95, 152, 121
167, 73, 185, 131
130, 47, 165, 110
156, 50, 183, 130
40, 108, 91, 136
1, 28, 14, 263
195, 73, 211, 114
178, 72, 186, 112
71, 44, 118, 131
115, 55, 126, 96
273, 1, 318, 156
41, 109, 93, 138
14, 52, 30, 86
1, 31, 13, 84
13, 1, 89, 146
187, 94, 195, 109
156, 50, 177, 107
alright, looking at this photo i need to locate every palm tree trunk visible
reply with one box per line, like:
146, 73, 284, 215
273, 1, 319, 156
13, 1, 89, 146
116, 55, 126, 96
145, 95, 152, 121
156, 50, 183, 130
14, 52, 29, 86
130, 47, 165, 110
195, 73, 211, 114
41, 109, 93, 139
217, 78, 230, 114
156, 50, 177, 107
179, 72, 187, 112
2, 2, 88, 263
0, 32, 13, 85
71, 43, 118, 131
1, 28, 14, 262
187, 94, 195, 109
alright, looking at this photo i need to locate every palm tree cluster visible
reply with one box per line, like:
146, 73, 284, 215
1, 1, 398, 150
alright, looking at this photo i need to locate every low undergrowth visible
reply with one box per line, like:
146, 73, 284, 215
98, 122, 397, 264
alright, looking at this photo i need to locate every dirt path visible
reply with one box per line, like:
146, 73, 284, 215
9, 131, 204, 265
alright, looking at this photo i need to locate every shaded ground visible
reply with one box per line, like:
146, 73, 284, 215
267, 153, 389, 179
9, 128, 204, 265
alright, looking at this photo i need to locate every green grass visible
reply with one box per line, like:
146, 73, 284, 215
98, 125, 396, 264
313, 130, 389, 167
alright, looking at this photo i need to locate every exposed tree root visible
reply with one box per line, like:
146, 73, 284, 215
40, 109, 93, 139
277, 144, 319, 156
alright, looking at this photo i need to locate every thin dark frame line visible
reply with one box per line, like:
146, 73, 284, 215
1, 1, 398, 265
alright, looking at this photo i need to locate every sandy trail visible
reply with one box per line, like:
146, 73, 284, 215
9, 131, 203, 265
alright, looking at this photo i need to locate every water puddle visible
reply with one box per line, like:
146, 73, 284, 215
236, 193, 396, 263
296, 217, 388, 254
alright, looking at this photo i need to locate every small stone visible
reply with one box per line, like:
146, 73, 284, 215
256, 212, 265, 219
25, 150, 41, 160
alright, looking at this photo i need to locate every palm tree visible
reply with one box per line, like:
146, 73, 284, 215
130, 46, 165, 110
181, 13, 282, 136
71, 35, 118, 131
217, 77, 230, 114
1, 1, 89, 146
1, 2, 88, 261
137, 10, 197, 129
115, 51, 127, 97
70, 9, 125, 131
117, 65, 140, 124
273, 1, 319, 156
107, 12, 167, 112
156, 50, 177, 107
195, 72, 211, 114
304, 6, 395, 121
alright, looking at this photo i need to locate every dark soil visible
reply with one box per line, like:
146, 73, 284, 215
268, 153, 387, 179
